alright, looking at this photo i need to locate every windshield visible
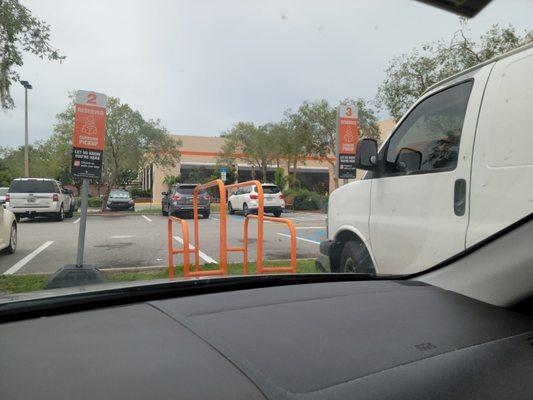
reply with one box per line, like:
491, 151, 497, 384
0, 1, 531, 303
8, 180, 57, 193
109, 191, 131, 199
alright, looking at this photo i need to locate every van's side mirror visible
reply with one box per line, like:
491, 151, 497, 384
355, 138, 378, 170
395, 148, 422, 173
161, 192, 168, 196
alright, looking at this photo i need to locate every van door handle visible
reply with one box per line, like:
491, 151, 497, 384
454, 179, 466, 216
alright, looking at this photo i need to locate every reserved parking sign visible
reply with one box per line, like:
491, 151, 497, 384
336, 105, 359, 179
71, 90, 107, 180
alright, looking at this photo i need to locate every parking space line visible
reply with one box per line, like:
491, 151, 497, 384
210, 216, 220, 221
3, 241, 55, 275
173, 236, 217, 264
277, 233, 320, 245
294, 226, 325, 230
73, 218, 80, 224
141, 215, 152, 222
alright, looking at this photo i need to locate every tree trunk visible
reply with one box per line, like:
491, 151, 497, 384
251, 166, 256, 179
327, 159, 339, 189
261, 164, 267, 182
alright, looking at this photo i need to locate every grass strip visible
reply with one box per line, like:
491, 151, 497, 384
0, 259, 320, 295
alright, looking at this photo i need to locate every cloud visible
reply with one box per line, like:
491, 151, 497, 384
1, 0, 532, 147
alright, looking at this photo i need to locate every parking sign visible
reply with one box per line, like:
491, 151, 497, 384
71, 90, 107, 180
336, 105, 359, 179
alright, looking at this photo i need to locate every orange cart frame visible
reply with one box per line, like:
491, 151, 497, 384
167, 216, 190, 279
244, 214, 297, 274
224, 180, 265, 274
189, 179, 228, 277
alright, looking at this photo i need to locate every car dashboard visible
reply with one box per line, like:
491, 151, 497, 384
1, 280, 533, 400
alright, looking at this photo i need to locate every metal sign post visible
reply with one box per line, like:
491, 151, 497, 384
336, 105, 359, 182
76, 179, 89, 266
44, 90, 108, 289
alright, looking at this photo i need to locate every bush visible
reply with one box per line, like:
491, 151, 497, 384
130, 187, 152, 198
285, 189, 327, 211
274, 167, 287, 190
88, 197, 103, 207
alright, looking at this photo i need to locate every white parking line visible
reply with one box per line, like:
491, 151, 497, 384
141, 215, 152, 222
294, 226, 325, 230
277, 233, 320, 245
3, 241, 54, 275
73, 218, 80, 224
210, 216, 220, 221
110, 235, 134, 239
173, 236, 217, 264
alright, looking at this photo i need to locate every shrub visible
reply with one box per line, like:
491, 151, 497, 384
87, 197, 103, 207
130, 187, 151, 198
285, 188, 326, 211
274, 167, 287, 190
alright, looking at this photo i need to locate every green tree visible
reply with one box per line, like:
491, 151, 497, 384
296, 98, 380, 189
163, 174, 181, 190
221, 122, 274, 181
53, 96, 181, 209
273, 167, 287, 190
0, 0, 65, 109
376, 20, 533, 120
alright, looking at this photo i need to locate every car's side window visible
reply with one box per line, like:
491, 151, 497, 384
381, 80, 473, 178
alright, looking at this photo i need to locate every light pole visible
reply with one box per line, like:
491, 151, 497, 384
20, 80, 33, 177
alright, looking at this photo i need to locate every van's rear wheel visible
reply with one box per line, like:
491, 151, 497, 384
339, 240, 375, 274
228, 202, 234, 215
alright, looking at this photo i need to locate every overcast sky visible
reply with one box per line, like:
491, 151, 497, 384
1, 0, 532, 147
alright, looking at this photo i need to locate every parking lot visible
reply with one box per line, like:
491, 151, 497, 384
0, 211, 327, 275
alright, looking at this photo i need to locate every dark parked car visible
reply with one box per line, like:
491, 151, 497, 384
106, 189, 135, 211
162, 184, 210, 218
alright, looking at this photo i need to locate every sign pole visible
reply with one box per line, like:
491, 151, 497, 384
44, 90, 108, 289
76, 178, 89, 267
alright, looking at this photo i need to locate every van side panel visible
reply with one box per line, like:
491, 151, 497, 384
328, 179, 372, 244
467, 47, 533, 246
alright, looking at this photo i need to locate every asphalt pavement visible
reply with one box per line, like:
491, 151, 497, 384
0, 211, 327, 275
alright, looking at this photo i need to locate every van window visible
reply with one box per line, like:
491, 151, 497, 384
383, 81, 473, 177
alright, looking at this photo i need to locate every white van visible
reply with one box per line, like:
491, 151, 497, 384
319, 43, 533, 276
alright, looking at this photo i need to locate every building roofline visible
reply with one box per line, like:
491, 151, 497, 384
424, 41, 533, 94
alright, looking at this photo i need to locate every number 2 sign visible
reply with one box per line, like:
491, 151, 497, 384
71, 90, 107, 180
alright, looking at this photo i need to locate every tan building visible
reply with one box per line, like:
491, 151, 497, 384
142, 119, 396, 204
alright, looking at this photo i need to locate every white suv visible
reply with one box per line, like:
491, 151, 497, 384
6, 178, 73, 222
228, 184, 285, 217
